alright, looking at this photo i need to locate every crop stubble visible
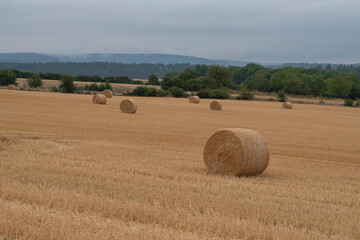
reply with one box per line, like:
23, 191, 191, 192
0, 90, 359, 239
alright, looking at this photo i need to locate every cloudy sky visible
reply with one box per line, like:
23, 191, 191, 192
1, 0, 359, 63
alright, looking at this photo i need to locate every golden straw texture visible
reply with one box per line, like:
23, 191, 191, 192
210, 100, 222, 111
6, 84, 15, 90
102, 90, 113, 98
203, 128, 269, 176
92, 94, 107, 104
283, 102, 293, 109
189, 96, 200, 104
120, 99, 137, 113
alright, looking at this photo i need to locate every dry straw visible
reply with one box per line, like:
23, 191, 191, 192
189, 96, 200, 104
92, 94, 107, 104
210, 100, 222, 111
102, 89, 113, 98
283, 102, 293, 109
6, 84, 16, 90
203, 128, 269, 176
120, 99, 137, 114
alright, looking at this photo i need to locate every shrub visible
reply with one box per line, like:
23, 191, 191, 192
156, 89, 169, 97
237, 91, 254, 100
51, 86, 59, 92
145, 87, 157, 97
128, 86, 147, 96
344, 99, 354, 107
0, 69, 17, 86
197, 89, 213, 98
355, 99, 360, 107
267, 98, 275, 101
276, 89, 287, 102
59, 74, 75, 93
211, 89, 231, 99
27, 73, 43, 88
169, 87, 185, 98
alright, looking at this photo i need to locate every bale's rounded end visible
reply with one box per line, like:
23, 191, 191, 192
283, 102, 293, 109
92, 94, 107, 104
120, 99, 137, 114
6, 84, 16, 90
102, 89, 113, 98
210, 100, 222, 111
189, 96, 200, 104
203, 128, 269, 176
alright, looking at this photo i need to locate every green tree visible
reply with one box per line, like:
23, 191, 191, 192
0, 69, 17, 86
169, 87, 185, 97
59, 74, 75, 93
326, 74, 352, 98
27, 73, 43, 88
206, 65, 232, 88
271, 70, 303, 94
148, 74, 159, 85
179, 68, 198, 81
276, 89, 287, 102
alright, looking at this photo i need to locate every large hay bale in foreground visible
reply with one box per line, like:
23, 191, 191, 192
283, 102, 293, 109
203, 128, 269, 176
92, 94, 107, 104
210, 100, 222, 111
189, 96, 200, 104
102, 89, 113, 98
120, 99, 137, 114
6, 84, 16, 90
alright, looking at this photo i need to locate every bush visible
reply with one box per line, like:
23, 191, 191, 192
0, 69, 17, 86
276, 89, 287, 102
197, 89, 213, 98
236, 91, 254, 100
211, 89, 231, 99
344, 99, 354, 107
169, 87, 185, 97
145, 87, 157, 97
59, 74, 75, 93
27, 74, 43, 88
355, 99, 360, 107
196, 89, 231, 99
156, 89, 169, 97
51, 86, 59, 92
267, 98, 275, 101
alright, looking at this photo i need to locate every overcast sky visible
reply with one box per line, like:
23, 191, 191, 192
1, 0, 359, 63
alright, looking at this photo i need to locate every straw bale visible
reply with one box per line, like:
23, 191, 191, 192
120, 99, 137, 114
283, 102, 293, 109
102, 89, 113, 98
189, 96, 200, 104
203, 128, 269, 176
92, 94, 107, 104
6, 84, 16, 90
210, 100, 222, 111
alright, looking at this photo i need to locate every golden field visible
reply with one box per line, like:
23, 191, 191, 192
0, 90, 359, 240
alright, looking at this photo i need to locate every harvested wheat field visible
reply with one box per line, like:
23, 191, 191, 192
0, 90, 359, 240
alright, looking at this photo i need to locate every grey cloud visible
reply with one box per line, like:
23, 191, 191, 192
0, 0, 359, 63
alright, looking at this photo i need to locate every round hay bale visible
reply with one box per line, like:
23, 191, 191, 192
283, 102, 293, 109
210, 100, 222, 111
92, 94, 107, 104
189, 96, 200, 104
102, 89, 113, 98
6, 84, 16, 90
203, 128, 270, 176
120, 99, 137, 114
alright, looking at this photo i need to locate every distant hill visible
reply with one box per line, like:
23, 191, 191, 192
0, 52, 250, 66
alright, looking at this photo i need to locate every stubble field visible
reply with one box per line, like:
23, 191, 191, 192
0, 90, 359, 239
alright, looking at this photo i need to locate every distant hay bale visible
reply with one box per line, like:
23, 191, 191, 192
203, 128, 270, 176
210, 100, 222, 111
120, 99, 137, 114
6, 84, 16, 90
189, 96, 200, 104
92, 94, 107, 104
102, 89, 113, 98
283, 102, 293, 109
